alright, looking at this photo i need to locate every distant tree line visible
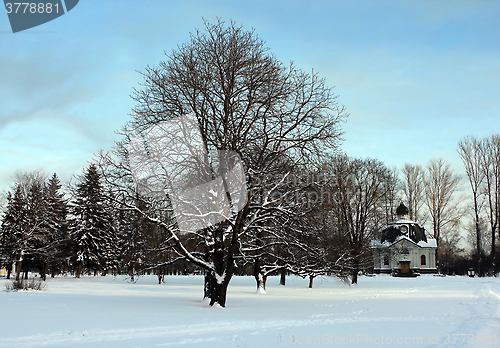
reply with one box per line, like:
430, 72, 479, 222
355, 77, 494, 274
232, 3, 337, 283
1, 152, 481, 286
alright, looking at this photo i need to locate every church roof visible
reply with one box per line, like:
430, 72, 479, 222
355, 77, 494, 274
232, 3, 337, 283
390, 235, 418, 247
372, 235, 437, 249
381, 218, 428, 244
417, 239, 437, 248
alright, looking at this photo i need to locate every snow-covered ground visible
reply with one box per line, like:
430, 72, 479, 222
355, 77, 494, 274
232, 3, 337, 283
1, 274, 499, 347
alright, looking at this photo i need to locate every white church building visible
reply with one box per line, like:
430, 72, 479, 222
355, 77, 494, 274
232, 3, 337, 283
372, 202, 437, 276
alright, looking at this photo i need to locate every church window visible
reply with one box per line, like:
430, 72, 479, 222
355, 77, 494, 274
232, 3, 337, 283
384, 255, 389, 265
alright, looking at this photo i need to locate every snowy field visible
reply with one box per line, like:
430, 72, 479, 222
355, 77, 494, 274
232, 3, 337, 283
1, 274, 499, 348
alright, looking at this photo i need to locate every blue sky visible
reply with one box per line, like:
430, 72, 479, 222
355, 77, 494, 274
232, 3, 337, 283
1, 0, 500, 196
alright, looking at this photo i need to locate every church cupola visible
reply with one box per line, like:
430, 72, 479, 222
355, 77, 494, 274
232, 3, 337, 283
395, 202, 409, 220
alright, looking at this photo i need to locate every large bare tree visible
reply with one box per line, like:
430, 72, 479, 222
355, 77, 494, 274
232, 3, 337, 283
379, 166, 400, 226
328, 156, 393, 284
424, 158, 463, 272
241, 166, 354, 290
102, 20, 347, 307
478, 135, 500, 273
401, 163, 425, 222
458, 135, 500, 275
457, 137, 485, 275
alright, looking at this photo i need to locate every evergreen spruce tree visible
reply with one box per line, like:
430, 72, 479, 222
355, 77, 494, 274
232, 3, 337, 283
69, 164, 115, 277
0, 174, 48, 281
24, 178, 49, 280
0, 172, 69, 280
0, 185, 25, 279
43, 173, 69, 279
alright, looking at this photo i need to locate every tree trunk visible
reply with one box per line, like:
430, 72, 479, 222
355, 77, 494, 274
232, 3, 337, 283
203, 270, 230, 307
491, 225, 496, 274
351, 252, 359, 284
23, 259, 29, 280
351, 272, 358, 284
256, 273, 267, 292
253, 257, 267, 292
15, 267, 21, 281
41, 263, 47, 281
475, 204, 482, 276
496, 224, 499, 274
203, 271, 214, 299
128, 262, 135, 283
433, 221, 440, 271
280, 268, 286, 286
76, 263, 82, 278
6, 262, 12, 280
308, 275, 314, 288
157, 266, 165, 284
202, 224, 238, 307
